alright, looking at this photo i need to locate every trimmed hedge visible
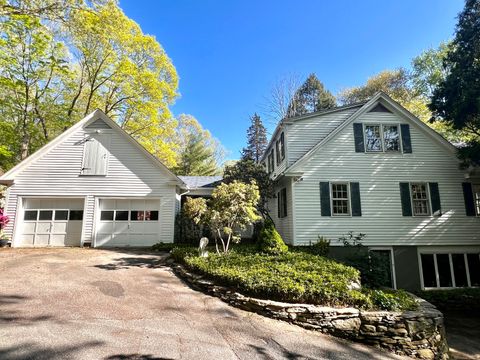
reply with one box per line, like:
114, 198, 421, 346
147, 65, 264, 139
417, 288, 480, 313
257, 221, 288, 255
171, 246, 417, 311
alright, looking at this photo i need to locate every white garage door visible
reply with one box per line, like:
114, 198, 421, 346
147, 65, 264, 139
19, 198, 84, 247
96, 199, 160, 247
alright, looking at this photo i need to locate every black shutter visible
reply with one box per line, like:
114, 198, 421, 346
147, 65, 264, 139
353, 123, 365, 153
320, 182, 331, 216
429, 182, 441, 215
399, 182, 412, 216
282, 188, 287, 217
277, 191, 281, 218
462, 182, 476, 216
401, 124, 412, 153
350, 182, 362, 216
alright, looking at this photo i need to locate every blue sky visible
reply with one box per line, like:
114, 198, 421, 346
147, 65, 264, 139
119, 0, 464, 160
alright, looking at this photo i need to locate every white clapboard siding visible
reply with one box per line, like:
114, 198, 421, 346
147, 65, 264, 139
290, 111, 480, 246
3, 120, 177, 244
267, 176, 294, 244
286, 107, 361, 166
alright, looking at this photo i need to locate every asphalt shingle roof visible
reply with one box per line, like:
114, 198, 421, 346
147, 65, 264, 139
179, 176, 223, 189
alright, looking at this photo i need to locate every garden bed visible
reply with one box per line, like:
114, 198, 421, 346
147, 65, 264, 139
169, 245, 417, 311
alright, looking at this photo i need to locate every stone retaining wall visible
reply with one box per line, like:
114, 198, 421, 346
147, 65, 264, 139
171, 262, 449, 359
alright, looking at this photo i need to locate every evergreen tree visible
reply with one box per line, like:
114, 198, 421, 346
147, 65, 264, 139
430, 0, 480, 166
287, 73, 336, 117
241, 113, 268, 162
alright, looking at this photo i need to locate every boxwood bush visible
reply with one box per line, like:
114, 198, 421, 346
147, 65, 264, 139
171, 246, 418, 311
256, 221, 288, 255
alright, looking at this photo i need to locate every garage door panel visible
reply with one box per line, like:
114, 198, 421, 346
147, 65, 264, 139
113, 222, 128, 234
115, 199, 130, 209
22, 222, 36, 233
19, 198, 84, 247
130, 199, 145, 209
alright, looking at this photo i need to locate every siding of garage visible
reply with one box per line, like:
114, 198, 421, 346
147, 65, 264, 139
2, 113, 180, 246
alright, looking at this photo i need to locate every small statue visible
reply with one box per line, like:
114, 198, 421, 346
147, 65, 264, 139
198, 237, 209, 257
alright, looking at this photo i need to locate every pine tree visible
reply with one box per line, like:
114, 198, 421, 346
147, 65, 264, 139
287, 74, 336, 117
241, 113, 268, 162
175, 132, 218, 176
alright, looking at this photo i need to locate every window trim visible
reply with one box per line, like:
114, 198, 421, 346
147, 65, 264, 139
418, 250, 480, 290
363, 123, 402, 153
330, 182, 352, 217
409, 182, 432, 217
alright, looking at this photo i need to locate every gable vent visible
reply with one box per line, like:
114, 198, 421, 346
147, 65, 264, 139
86, 119, 112, 129
368, 103, 392, 113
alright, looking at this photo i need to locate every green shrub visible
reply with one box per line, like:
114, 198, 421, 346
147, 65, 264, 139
416, 288, 480, 313
366, 289, 417, 311
309, 236, 330, 256
151, 242, 177, 252
257, 221, 288, 255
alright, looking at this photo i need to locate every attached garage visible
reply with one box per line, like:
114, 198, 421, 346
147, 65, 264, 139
18, 198, 84, 247
95, 198, 161, 247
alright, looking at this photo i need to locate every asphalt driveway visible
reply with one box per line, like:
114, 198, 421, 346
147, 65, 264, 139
0, 248, 404, 360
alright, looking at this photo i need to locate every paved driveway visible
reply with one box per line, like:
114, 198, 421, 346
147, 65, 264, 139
0, 248, 404, 360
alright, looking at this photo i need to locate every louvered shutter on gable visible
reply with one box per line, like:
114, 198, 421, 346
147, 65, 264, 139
353, 123, 365, 152
401, 124, 412, 153
462, 182, 476, 216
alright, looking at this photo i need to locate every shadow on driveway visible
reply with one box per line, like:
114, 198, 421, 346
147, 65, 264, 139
444, 310, 480, 360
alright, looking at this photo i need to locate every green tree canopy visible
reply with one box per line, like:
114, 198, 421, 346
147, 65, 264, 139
241, 113, 267, 162
287, 73, 336, 117
430, 0, 480, 166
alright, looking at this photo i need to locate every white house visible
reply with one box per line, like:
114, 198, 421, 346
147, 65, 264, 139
0, 110, 187, 248
262, 92, 480, 291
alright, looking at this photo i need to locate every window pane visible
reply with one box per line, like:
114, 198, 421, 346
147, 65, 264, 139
69, 210, 84, 221
411, 183, 430, 216
100, 211, 114, 221
145, 210, 158, 221
437, 254, 453, 287
39, 210, 53, 221
383, 125, 400, 151
452, 254, 468, 287
421, 254, 437, 287
131, 210, 145, 221
467, 254, 480, 286
365, 125, 382, 151
24, 210, 38, 221
115, 211, 129, 221
55, 210, 69, 221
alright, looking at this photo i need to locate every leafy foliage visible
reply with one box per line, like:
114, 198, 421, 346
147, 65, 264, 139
417, 288, 480, 313
366, 289, 417, 311
223, 158, 275, 219
174, 209, 204, 245
0, 208, 9, 229
182, 181, 261, 253
241, 113, 268, 163
307, 236, 330, 256
171, 245, 417, 310
256, 220, 288, 255
430, 0, 480, 166
287, 73, 336, 117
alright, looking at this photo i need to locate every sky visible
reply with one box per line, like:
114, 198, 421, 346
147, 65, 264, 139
119, 0, 464, 160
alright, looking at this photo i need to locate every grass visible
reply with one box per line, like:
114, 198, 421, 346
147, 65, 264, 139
169, 245, 417, 311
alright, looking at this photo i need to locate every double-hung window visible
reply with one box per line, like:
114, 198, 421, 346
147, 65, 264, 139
474, 184, 480, 216
331, 183, 350, 216
267, 149, 275, 174
410, 183, 430, 216
364, 124, 400, 152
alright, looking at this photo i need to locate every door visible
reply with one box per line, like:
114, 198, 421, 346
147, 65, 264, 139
96, 199, 160, 247
19, 198, 84, 247
369, 249, 396, 289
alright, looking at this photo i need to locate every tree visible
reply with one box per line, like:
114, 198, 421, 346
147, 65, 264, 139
0, 0, 182, 170
263, 73, 301, 122
338, 69, 411, 105
223, 158, 274, 219
241, 113, 267, 162
183, 181, 261, 253
287, 73, 336, 117
430, 0, 480, 166
173, 114, 223, 176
